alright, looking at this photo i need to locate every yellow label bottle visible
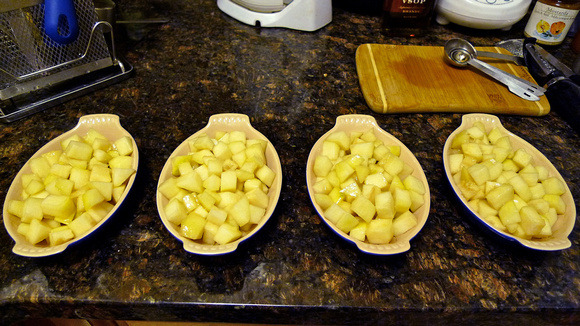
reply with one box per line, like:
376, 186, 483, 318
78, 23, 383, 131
524, 0, 580, 45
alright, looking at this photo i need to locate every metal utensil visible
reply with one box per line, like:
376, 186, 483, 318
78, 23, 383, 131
523, 39, 580, 134
451, 38, 525, 65
444, 39, 545, 101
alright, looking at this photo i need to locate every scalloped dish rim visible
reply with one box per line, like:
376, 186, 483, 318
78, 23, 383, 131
306, 114, 431, 255
156, 113, 283, 255
2, 114, 139, 257
442, 113, 575, 251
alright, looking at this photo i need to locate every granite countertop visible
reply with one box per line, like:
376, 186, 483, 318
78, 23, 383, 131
2, 0, 580, 325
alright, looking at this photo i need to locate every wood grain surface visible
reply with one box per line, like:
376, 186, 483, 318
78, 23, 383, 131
355, 44, 550, 116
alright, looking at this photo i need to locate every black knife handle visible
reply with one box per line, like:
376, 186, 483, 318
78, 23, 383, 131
570, 74, 580, 86
546, 78, 580, 134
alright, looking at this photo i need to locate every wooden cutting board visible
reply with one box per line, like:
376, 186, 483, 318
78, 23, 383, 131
355, 44, 550, 116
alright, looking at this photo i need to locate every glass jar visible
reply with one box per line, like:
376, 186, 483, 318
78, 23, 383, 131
524, 0, 580, 45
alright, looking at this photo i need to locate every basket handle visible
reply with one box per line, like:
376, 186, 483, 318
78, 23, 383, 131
44, 0, 79, 44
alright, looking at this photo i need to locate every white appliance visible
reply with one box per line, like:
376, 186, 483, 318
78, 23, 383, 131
435, 0, 532, 31
217, 0, 332, 32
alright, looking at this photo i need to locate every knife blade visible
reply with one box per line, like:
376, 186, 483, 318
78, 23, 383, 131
523, 39, 580, 134
533, 45, 574, 77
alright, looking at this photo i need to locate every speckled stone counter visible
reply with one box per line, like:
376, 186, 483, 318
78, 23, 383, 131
2, 1, 580, 325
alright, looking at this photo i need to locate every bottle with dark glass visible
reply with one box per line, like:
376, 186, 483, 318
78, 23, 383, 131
382, 0, 438, 37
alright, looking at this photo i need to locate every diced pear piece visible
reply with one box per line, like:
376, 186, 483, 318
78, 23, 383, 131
6, 200, 24, 218
477, 200, 498, 218
245, 143, 266, 166
373, 144, 391, 161
255, 165, 276, 187
220, 170, 237, 193
158, 177, 180, 199
336, 212, 359, 233
22, 197, 44, 223
214, 223, 242, 245
528, 198, 550, 215
409, 190, 425, 213
91, 181, 113, 201
403, 175, 425, 195
543, 207, 558, 227
27, 219, 52, 245
228, 141, 246, 155
364, 172, 388, 190
382, 153, 404, 177
65, 141, 93, 161
93, 149, 112, 164
229, 196, 251, 227
520, 206, 546, 237
543, 194, 566, 214
394, 188, 412, 213
181, 213, 206, 240
467, 164, 490, 186
245, 187, 269, 209
486, 184, 514, 210
17, 222, 30, 237
483, 215, 507, 232
165, 198, 188, 225
82, 188, 106, 210
42, 150, 63, 166
349, 222, 367, 241
92, 137, 111, 152
506, 175, 531, 202
351, 195, 376, 223
111, 168, 135, 187
203, 174, 221, 192
41, 195, 76, 218
498, 200, 521, 226
326, 131, 350, 150
108, 155, 134, 169
467, 125, 485, 139
50, 163, 72, 179
324, 204, 349, 224
542, 177, 566, 196
451, 130, 470, 149
49, 226, 75, 246
197, 191, 217, 210
113, 136, 134, 156
461, 143, 482, 161
24, 178, 45, 196
350, 142, 374, 159
176, 171, 204, 193
68, 213, 97, 238
366, 219, 393, 244
87, 201, 114, 222
202, 221, 219, 244
249, 205, 266, 224
512, 148, 532, 169
70, 167, 90, 190
392, 211, 418, 236
29, 157, 52, 179
85, 128, 108, 144
448, 153, 464, 174
536, 165, 549, 181
375, 191, 395, 219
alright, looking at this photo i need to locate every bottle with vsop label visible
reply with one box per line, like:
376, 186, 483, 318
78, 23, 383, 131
382, 0, 438, 37
524, 0, 580, 46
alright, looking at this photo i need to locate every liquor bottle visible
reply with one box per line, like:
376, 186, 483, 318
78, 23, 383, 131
382, 0, 438, 37
524, 0, 580, 46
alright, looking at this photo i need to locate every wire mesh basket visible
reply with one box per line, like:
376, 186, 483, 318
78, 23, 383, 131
0, 0, 132, 122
